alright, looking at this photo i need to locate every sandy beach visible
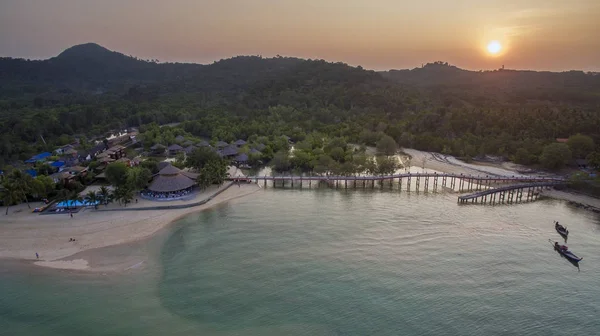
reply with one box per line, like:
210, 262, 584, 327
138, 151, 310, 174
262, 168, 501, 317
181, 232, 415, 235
0, 182, 262, 271
1, 151, 597, 273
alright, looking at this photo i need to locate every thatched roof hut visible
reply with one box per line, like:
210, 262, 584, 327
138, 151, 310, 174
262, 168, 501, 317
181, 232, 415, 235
233, 139, 246, 146
148, 164, 199, 193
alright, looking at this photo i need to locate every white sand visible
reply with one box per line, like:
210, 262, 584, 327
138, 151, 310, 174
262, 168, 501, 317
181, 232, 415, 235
0, 183, 262, 271
34, 259, 90, 270
401, 148, 555, 178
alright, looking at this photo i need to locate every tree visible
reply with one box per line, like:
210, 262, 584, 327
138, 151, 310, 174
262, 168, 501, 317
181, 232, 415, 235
199, 159, 228, 186
105, 162, 129, 187
98, 186, 112, 206
113, 186, 133, 206
84, 191, 99, 209
173, 152, 186, 169
68, 192, 84, 210
376, 135, 398, 156
567, 134, 594, 159
329, 147, 346, 162
1, 182, 21, 215
376, 156, 399, 175
186, 147, 222, 169
140, 159, 159, 174
271, 150, 291, 172
364, 157, 377, 175
126, 167, 152, 191
586, 152, 600, 170
514, 148, 533, 165
7, 170, 33, 208
540, 143, 572, 170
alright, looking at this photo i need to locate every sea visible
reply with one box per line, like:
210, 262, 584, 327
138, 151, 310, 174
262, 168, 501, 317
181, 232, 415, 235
1, 187, 600, 335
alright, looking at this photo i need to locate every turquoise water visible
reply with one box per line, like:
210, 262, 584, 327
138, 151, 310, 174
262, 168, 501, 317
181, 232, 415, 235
2, 189, 600, 335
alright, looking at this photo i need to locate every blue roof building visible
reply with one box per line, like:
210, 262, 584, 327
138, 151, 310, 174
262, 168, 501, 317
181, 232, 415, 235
25, 152, 52, 163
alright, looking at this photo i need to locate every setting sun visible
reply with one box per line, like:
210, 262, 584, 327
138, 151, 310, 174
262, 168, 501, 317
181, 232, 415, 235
487, 41, 502, 55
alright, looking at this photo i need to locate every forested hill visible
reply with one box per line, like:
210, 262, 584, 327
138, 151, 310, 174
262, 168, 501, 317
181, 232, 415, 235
383, 62, 600, 106
1, 43, 599, 168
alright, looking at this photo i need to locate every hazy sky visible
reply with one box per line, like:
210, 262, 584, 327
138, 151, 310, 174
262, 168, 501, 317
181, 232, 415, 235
1, 0, 599, 71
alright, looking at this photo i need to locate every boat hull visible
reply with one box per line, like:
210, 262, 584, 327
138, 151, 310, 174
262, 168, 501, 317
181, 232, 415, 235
554, 246, 582, 262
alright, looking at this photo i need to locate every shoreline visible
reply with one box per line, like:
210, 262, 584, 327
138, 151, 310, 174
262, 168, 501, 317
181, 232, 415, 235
0, 182, 263, 272
1, 149, 597, 274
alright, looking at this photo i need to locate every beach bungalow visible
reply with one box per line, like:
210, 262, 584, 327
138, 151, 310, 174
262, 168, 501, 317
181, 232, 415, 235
54, 144, 75, 155
233, 139, 246, 147
249, 148, 261, 154
182, 140, 194, 147
175, 135, 186, 143
216, 141, 229, 148
218, 145, 239, 158
150, 144, 166, 155
50, 171, 71, 184
234, 153, 249, 165
184, 145, 197, 155
196, 140, 210, 147
255, 143, 266, 151
168, 144, 184, 156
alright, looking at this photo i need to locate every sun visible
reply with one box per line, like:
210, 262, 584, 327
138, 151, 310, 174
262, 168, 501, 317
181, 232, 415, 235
486, 40, 502, 55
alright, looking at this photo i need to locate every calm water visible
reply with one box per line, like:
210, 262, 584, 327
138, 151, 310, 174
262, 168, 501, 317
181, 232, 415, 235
2, 189, 600, 335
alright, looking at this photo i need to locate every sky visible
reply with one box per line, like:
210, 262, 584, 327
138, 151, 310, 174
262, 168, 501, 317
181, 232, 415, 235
1, 0, 599, 71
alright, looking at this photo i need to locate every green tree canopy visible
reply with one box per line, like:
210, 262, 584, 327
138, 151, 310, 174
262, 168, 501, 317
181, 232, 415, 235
126, 167, 152, 191
186, 147, 222, 170
271, 150, 291, 173
586, 152, 600, 170
540, 143, 572, 170
105, 162, 129, 187
567, 134, 595, 159
376, 135, 398, 156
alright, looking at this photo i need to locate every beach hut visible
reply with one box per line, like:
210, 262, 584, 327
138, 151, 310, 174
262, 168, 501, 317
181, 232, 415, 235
196, 140, 210, 147
184, 145, 197, 155
175, 135, 186, 143
216, 141, 229, 148
182, 140, 194, 147
234, 153, 248, 163
219, 145, 239, 158
233, 139, 246, 147
167, 144, 184, 156
150, 144, 166, 155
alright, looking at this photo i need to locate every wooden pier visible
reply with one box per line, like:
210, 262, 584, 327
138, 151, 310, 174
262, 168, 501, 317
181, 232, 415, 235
228, 173, 564, 194
457, 181, 566, 205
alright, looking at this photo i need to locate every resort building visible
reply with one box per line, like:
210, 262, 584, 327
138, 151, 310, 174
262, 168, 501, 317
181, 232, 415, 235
143, 164, 199, 200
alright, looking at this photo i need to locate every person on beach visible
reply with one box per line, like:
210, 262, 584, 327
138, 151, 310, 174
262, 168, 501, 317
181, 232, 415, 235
70, 212, 73, 218
35, 252, 39, 259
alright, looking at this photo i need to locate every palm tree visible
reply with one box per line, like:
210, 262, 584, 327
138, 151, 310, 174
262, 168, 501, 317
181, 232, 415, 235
98, 186, 111, 207
1, 182, 21, 215
69, 192, 83, 210
84, 191, 99, 209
